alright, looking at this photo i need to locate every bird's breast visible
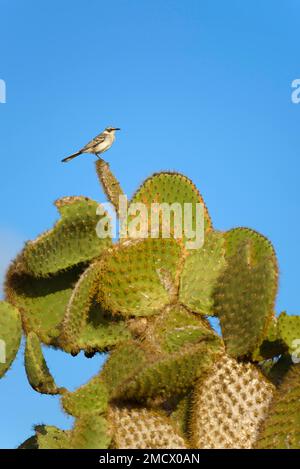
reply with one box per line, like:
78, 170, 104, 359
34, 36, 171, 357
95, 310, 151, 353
94, 139, 112, 152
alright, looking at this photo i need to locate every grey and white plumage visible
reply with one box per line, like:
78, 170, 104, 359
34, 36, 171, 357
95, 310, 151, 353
61, 126, 120, 163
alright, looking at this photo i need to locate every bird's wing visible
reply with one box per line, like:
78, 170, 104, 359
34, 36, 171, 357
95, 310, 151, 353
81, 133, 106, 151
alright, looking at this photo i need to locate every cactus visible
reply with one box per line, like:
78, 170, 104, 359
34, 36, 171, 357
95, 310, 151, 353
25, 332, 64, 394
21, 197, 112, 277
179, 231, 226, 315
0, 301, 22, 378
190, 355, 275, 448
213, 228, 278, 358
108, 405, 187, 449
2, 158, 300, 449
255, 364, 300, 448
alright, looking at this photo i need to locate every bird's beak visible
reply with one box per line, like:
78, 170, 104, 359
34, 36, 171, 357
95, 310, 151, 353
114, 128, 121, 131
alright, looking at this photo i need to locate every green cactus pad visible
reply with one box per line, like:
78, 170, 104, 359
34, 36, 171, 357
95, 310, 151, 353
213, 228, 278, 357
0, 301, 22, 378
60, 262, 102, 350
25, 332, 63, 394
252, 317, 286, 361
170, 393, 192, 436
129, 172, 212, 240
5, 259, 84, 345
23, 420, 110, 449
179, 231, 226, 315
72, 303, 132, 354
97, 238, 185, 317
256, 364, 300, 449
115, 337, 222, 401
95, 159, 124, 215
60, 262, 132, 354
61, 375, 109, 417
102, 340, 149, 396
148, 304, 215, 353
70, 415, 111, 449
35, 425, 71, 449
21, 196, 112, 277
18, 435, 39, 449
97, 335, 222, 404
62, 341, 148, 417
109, 405, 187, 449
278, 312, 300, 356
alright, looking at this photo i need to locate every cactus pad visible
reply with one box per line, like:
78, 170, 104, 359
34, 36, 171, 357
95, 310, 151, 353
146, 304, 215, 353
256, 364, 300, 449
129, 172, 212, 239
213, 228, 278, 357
59, 262, 102, 351
61, 375, 109, 417
278, 312, 300, 356
109, 405, 187, 449
179, 231, 226, 315
97, 238, 185, 317
95, 159, 124, 215
190, 355, 275, 448
118, 338, 222, 401
21, 197, 112, 277
25, 332, 63, 394
70, 415, 111, 449
34, 425, 71, 449
5, 259, 84, 345
0, 301, 22, 378
71, 303, 131, 355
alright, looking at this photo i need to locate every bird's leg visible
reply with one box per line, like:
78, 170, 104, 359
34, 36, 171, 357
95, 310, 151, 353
96, 153, 104, 162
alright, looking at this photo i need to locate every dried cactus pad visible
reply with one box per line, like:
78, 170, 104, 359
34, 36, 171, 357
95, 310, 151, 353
0, 301, 22, 378
190, 355, 275, 448
108, 405, 187, 449
21, 196, 112, 277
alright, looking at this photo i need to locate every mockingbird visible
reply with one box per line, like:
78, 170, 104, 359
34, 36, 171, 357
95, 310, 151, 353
61, 126, 121, 163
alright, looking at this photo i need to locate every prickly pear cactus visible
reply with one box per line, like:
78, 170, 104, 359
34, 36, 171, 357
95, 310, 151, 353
2, 159, 299, 449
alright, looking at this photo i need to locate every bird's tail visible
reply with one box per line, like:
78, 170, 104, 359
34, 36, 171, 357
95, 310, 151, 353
61, 151, 82, 163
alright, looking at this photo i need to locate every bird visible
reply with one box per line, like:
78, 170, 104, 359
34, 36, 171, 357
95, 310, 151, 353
61, 126, 121, 163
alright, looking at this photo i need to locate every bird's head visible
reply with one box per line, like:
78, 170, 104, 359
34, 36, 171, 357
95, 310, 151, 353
105, 126, 121, 134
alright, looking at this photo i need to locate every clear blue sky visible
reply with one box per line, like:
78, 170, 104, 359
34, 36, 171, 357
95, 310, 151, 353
0, 0, 300, 448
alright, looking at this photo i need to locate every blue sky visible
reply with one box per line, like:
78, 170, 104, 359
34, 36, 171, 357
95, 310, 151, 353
0, 0, 300, 448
